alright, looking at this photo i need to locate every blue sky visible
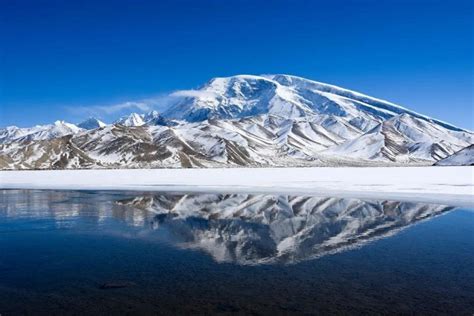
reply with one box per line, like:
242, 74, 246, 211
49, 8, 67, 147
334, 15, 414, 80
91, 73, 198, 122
1, 0, 472, 129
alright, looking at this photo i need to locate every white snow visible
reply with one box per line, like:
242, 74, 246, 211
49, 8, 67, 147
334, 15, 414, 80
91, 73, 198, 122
1, 166, 473, 207
2, 75, 472, 170
77, 117, 107, 129
435, 145, 474, 166
114, 113, 146, 126
0, 121, 83, 144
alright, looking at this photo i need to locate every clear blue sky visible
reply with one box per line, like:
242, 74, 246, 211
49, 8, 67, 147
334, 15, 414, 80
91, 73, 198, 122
1, 0, 473, 129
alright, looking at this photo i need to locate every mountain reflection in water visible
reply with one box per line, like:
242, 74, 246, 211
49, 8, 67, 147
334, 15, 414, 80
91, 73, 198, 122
0, 190, 455, 265
115, 193, 455, 264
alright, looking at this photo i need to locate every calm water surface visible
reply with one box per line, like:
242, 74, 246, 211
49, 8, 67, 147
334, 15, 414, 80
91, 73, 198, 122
0, 189, 473, 315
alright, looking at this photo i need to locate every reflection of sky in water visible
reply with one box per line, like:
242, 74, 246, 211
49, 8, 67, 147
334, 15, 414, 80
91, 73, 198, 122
0, 190, 456, 265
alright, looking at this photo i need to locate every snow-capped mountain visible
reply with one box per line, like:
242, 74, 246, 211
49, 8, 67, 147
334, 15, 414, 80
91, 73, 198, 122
114, 111, 170, 127
0, 74, 472, 169
164, 74, 461, 131
0, 120, 83, 144
324, 114, 472, 162
143, 110, 173, 126
77, 117, 107, 130
114, 113, 146, 126
115, 193, 454, 264
435, 144, 474, 166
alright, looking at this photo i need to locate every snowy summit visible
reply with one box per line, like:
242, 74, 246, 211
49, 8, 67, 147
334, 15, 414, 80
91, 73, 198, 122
0, 74, 473, 170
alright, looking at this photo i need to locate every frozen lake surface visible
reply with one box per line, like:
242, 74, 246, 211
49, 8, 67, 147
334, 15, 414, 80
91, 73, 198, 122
1, 166, 473, 207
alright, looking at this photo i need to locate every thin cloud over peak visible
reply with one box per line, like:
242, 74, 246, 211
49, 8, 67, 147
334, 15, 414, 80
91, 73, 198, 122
65, 91, 190, 120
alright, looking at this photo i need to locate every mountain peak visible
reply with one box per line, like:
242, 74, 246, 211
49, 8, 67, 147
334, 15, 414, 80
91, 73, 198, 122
78, 117, 107, 130
143, 110, 170, 126
52, 120, 81, 130
162, 74, 467, 133
145, 110, 160, 118
1, 74, 472, 169
114, 113, 145, 127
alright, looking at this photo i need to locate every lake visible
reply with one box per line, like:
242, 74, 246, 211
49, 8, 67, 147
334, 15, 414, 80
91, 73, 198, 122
0, 189, 473, 315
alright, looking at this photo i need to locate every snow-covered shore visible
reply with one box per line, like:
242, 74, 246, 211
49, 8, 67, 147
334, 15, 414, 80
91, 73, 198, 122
1, 167, 473, 207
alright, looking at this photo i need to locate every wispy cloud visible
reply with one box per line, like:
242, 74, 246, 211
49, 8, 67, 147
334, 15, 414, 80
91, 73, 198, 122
94, 101, 152, 114
170, 90, 216, 99
66, 94, 177, 119
66, 89, 214, 122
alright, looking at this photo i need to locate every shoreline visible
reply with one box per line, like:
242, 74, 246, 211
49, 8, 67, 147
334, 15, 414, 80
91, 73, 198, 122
1, 166, 473, 207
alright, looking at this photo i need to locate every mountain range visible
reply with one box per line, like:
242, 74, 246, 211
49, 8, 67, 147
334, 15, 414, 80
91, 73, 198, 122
1, 74, 473, 169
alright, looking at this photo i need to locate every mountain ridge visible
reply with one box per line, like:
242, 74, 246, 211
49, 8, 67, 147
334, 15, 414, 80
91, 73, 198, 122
1, 74, 472, 169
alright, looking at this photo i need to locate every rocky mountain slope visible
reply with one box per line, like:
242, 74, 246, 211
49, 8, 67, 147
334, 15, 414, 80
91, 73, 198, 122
435, 144, 474, 166
1, 75, 472, 169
